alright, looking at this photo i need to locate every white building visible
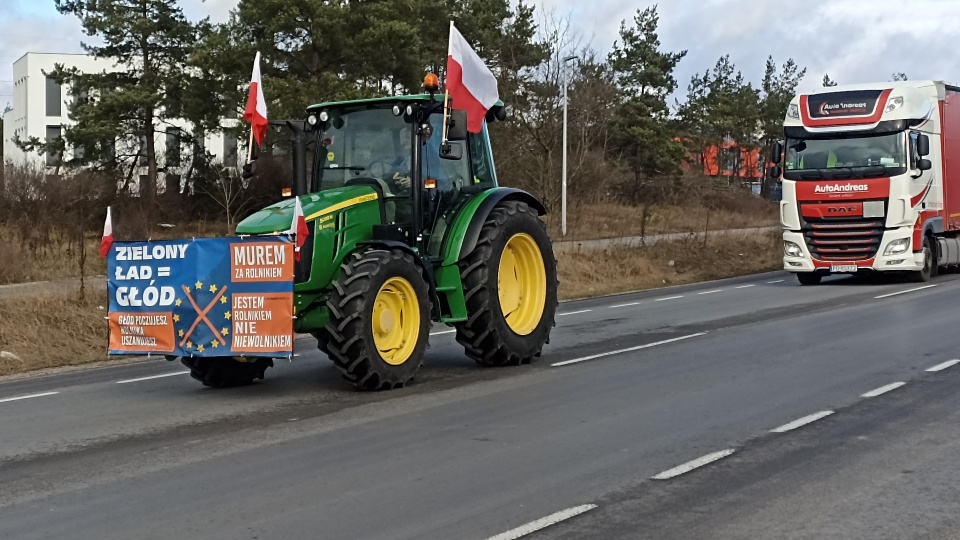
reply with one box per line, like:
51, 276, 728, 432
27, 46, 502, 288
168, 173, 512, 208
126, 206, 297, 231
2, 52, 242, 195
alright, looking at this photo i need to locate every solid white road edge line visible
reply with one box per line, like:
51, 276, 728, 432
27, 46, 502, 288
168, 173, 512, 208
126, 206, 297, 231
927, 359, 960, 372
770, 411, 834, 433
862, 382, 906, 398
655, 295, 684, 302
485, 504, 598, 540
0, 391, 59, 404
116, 371, 190, 384
609, 301, 641, 309
874, 285, 937, 299
551, 333, 708, 367
651, 449, 736, 480
558, 309, 592, 317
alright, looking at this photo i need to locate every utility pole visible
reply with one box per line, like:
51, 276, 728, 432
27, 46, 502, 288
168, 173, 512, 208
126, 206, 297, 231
561, 55, 576, 237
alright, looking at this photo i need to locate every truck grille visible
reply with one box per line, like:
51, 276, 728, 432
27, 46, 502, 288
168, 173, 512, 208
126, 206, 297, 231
803, 218, 884, 261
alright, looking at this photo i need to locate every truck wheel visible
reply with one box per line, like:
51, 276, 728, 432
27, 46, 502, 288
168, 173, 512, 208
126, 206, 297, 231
323, 249, 431, 391
797, 272, 821, 286
180, 357, 273, 388
910, 236, 934, 283
455, 200, 559, 366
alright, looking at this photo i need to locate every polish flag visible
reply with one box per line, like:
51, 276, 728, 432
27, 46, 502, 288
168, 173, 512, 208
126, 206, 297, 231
99, 206, 113, 259
243, 51, 269, 147
445, 22, 499, 133
286, 196, 309, 261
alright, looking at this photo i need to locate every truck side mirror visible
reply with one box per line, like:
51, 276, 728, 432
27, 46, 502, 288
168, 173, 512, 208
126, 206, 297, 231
440, 141, 463, 160
770, 141, 783, 164
917, 134, 930, 156
918, 158, 932, 171
445, 109, 468, 141
767, 165, 782, 179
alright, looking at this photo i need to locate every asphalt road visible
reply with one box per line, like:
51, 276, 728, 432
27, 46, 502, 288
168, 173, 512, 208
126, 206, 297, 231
2, 269, 960, 539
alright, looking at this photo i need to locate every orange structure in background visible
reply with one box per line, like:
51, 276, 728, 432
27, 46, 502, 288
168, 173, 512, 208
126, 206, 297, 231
678, 138, 764, 179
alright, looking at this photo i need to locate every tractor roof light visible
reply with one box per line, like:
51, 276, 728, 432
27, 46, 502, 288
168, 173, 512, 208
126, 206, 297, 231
392, 105, 403, 116
424, 72, 440, 93
318, 111, 329, 122
306, 113, 319, 127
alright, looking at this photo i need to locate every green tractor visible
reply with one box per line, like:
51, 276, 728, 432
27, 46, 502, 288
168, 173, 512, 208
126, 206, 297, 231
182, 79, 559, 390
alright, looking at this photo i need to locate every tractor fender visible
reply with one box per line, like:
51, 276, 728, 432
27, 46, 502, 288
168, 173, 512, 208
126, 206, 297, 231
355, 240, 438, 298
444, 188, 546, 265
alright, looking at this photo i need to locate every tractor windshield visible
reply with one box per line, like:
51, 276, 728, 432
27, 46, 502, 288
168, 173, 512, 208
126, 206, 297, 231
312, 106, 413, 195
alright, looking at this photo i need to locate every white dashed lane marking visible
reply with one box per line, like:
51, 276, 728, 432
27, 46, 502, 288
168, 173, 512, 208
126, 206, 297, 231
552, 333, 707, 367
0, 391, 59, 404
609, 302, 641, 309
116, 372, 190, 384
862, 382, 906, 398
485, 504, 598, 540
655, 296, 684, 302
558, 309, 592, 317
927, 359, 960, 372
651, 449, 736, 480
770, 411, 834, 433
875, 285, 937, 299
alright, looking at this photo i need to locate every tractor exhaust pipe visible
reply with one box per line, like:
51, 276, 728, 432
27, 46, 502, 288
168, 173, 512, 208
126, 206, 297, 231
287, 120, 308, 197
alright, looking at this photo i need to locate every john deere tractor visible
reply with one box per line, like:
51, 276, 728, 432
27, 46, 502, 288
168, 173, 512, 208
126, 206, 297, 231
182, 77, 559, 390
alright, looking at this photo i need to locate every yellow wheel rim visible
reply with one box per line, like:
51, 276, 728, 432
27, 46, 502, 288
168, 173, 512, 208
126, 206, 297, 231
372, 276, 420, 366
498, 233, 547, 336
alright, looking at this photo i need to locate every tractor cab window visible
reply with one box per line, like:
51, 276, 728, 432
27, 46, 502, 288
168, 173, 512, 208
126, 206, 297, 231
469, 123, 497, 187
423, 113, 473, 257
312, 107, 414, 223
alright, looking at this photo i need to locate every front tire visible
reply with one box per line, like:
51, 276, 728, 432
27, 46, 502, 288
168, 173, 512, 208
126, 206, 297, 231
797, 272, 822, 286
322, 249, 431, 391
455, 200, 559, 366
910, 236, 934, 283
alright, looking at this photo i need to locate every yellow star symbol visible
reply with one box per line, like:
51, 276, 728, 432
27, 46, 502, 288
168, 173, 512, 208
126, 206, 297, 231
220, 295, 228, 304
178, 329, 185, 338
195, 281, 203, 290
221, 327, 230, 336
209, 284, 218, 293
198, 344, 205, 353
187, 341, 193, 349
175, 298, 182, 307
211, 340, 219, 348
224, 312, 232, 320
173, 314, 180, 323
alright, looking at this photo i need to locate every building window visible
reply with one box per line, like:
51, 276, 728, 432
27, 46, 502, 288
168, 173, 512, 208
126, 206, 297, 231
46, 76, 62, 117
46, 125, 62, 166
223, 134, 237, 165
166, 128, 181, 167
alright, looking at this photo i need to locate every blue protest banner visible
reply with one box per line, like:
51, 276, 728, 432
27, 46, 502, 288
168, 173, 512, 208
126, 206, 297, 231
107, 236, 295, 358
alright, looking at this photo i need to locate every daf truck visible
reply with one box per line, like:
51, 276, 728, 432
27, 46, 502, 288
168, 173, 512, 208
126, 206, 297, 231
768, 80, 960, 284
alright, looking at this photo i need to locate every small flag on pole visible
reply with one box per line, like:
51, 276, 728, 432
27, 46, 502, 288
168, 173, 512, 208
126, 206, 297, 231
445, 22, 499, 133
99, 206, 113, 259
243, 51, 269, 147
286, 197, 309, 261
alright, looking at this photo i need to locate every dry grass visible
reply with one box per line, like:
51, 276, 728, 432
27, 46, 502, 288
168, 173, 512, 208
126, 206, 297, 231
557, 229, 782, 300
544, 199, 778, 242
0, 287, 110, 376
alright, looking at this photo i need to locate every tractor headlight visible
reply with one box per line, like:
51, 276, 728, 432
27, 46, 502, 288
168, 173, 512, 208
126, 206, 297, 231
784, 241, 803, 257
884, 238, 910, 255
318, 111, 329, 122
885, 96, 904, 113
787, 103, 800, 119
392, 105, 403, 116
306, 114, 318, 127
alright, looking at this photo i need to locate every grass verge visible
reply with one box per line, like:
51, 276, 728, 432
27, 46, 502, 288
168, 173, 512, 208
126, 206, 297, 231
0, 231, 781, 377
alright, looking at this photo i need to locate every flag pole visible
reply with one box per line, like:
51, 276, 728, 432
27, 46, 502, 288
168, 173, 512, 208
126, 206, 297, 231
246, 128, 254, 164
442, 20, 453, 144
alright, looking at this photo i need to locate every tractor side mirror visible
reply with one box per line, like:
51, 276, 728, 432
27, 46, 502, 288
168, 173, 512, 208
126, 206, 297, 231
767, 165, 782, 179
918, 158, 932, 171
440, 141, 463, 160
770, 140, 783, 164
446, 109, 468, 141
242, 161, 256, 179
917, 133, 930, 156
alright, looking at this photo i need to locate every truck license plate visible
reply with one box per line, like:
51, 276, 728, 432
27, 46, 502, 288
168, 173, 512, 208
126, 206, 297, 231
830, 264, 858, 273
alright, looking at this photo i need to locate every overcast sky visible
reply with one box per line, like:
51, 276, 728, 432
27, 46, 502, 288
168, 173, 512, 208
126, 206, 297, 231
3, 0, 960, 111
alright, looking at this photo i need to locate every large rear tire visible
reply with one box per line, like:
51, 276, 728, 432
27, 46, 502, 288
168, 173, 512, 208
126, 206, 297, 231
322, 249, 431, 391
454, 200, 559, 366
181, 357, 273, 388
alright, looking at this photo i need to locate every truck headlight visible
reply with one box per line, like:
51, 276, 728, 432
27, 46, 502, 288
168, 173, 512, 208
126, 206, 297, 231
784, 241, 803, 257
787, 104, 800, 119
884, 238, 910, 255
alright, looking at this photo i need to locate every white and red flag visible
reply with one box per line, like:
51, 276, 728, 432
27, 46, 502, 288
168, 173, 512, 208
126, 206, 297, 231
445, 22, 499, 133
286, 196, 309, 261
99, 206, 113, 259
243, 51, 269, 147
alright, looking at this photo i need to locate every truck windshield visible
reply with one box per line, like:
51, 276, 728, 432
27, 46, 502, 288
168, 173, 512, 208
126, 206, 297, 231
784, 132, 906, 179
312, 106, 413, 194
